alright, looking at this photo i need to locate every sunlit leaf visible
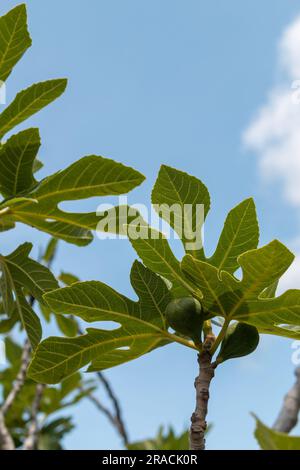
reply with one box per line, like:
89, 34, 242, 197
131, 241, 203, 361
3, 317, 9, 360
0, 79, 67, 140
27, 261, 197, 383
0, 128, 40, 197
0, 4, 31, 82
2, 156, 145, 245
253, 415, 300, 450
181, 240, 300, 339
0, 243, 58, 348
152, 165, 210, 258
208, 198, 259, 274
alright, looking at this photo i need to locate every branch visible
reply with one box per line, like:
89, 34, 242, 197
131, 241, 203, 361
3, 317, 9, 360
94, 371, 129, 446
273, 366, 300, 433
78, 326, 129, 446
0, 338, 31, 450
189, 351, 215, 450
1, 339, 31, 415
23, 383, 45, 450
85, 390, 116, 427
0, 412, 15, 450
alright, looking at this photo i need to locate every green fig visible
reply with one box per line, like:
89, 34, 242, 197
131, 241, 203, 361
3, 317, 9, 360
165, 297, 204, 343
217, 322, 259, 363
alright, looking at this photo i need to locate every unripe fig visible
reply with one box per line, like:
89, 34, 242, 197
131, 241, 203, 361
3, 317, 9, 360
216, 322, 259, 363
165, 297, 204, 343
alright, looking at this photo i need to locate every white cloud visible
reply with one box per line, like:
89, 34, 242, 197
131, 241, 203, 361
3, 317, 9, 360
243, 15, 300, 289
243, 16, 300, 206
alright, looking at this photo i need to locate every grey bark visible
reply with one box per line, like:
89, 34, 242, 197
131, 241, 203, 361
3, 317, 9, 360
273, 366, 300, 433
23, 383, 45, 450
189, 351, 215, 450
0, 412, 15, 450
0, 339, 31, 450
95, 371, 129, 446
1, 339, 31, 415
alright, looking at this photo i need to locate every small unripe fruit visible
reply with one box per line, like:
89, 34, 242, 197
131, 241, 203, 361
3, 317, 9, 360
165, 297, 204, 343
217, 322, 259, 363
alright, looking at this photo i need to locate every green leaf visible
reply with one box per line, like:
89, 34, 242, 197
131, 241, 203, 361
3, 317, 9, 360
42, 238, 58, 265
0, 306, 18, 333
3, 156, 145, 245
0, 218, 15, 232
38, 417, 74, 450
130, 169, 258, 302
33, 158, 43, 173
0, 79, 67, 139
55, 314, 78, 337
59, 272, 80, 286
0, 4, 32, 82
0, 128, 40, 197
208, 198, 259, 274
0, 243, 59, 348
260, 280, 279, 299
28, 261, 196, 383
129, 224, 199, 297
5, 337, 22, 364
253, 416, 300, 450
128, 426, 190, 450
181, 240, 300, 339
152, 165, 210, 257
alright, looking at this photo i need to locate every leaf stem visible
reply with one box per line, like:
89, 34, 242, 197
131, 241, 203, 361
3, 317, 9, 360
209, 318, 230, 356
165, 331, 199, 351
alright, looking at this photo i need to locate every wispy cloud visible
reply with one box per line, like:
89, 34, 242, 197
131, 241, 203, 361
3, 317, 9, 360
244, 16, 300, 206
243, 15, 300, 289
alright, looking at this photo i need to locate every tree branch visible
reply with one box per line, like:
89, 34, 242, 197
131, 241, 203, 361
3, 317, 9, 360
78, 326, 129, 446
190, 351, 215, 450
94, 371, 129, 446
273, 366, 300, 433
0, 338, 31, 450
0, 412, 15, 450
23, 383, 45, 450
1, 339, 31, 415
85, 390, 116, 427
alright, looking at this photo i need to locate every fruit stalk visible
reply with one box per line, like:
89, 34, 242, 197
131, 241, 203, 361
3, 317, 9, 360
190, 351, 215, 450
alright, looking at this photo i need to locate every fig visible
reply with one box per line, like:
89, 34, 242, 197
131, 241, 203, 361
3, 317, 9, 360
217, 322, 259, 363
165, 297, 204, 343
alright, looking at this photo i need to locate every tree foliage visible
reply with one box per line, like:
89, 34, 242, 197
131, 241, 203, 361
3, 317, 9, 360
1, 3, 300, 451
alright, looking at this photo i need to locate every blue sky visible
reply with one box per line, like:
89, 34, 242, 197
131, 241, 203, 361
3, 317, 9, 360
1, 0, 300, 450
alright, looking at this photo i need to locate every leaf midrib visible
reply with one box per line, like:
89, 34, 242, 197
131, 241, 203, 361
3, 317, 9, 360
0, 7, 27, 81
9, 177, 143, 210
135, 236, 195, 295
44, 297, 165, 334
0, 80, 64, 138
13, 133, 37, 195
215, 199, 252, 272
30, 332, 165, 379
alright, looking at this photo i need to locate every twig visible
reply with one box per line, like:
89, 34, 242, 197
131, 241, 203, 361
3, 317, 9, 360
0, 338, 31, 450
1, 339, 31, 415
23, 383, 45, 450
94, 371, 129, 446
0, 412, 15, 450
189, 351, 215, 450
77, 326, 129, 446
273, 366, 300, 433
84, 390, 116, 427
